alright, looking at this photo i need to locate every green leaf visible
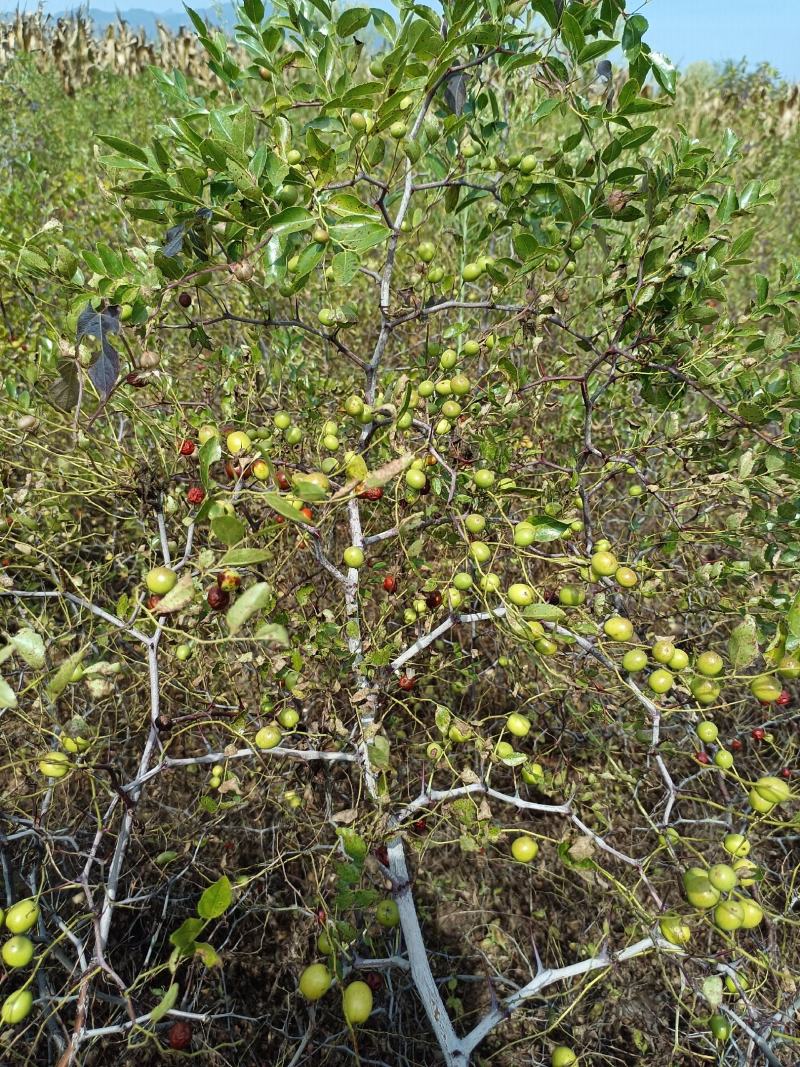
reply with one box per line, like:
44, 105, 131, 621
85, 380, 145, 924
345, 453, 369, 481
326, 192, 380, 217
197, 875, 233, 919
717, 187, 739, 224
199, 434, 221, 490
525, 603, 566, 621
219, 548, 274, 566
149, 982, 179, 1023
499, 751, 527, 768
530, 0, 559, 28
337, 7, 370, 36
787, 590, 800, 652
211, 515, 246, 546
291, 478, 328, 503
701, 975, 723, 1010
328, 219, 391, 253
331, 250, 360, 285
97, 135, 149, 166
47, 650, 85, 697
265, 206, 314, 238
243, 0, 265, 21
155, 850, 178, 866
577, 39, 617, 65
263, 492, 313, 524
560, 11, 585, 59
0, 677, 17, 710
253, 623, 290, 646
650, 52, 677, 96
226, 582, 273, 635
513, 232, 545, 260
294, 243, 325, 278
728, 615, 759, 668
9, 628, 45, 668
524, 516, 571, 542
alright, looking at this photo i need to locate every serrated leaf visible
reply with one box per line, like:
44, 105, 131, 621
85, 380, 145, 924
211, 515, 246, 546
0, 677, 17, 709
9, 627, 45, 668
226, 582, 272, 635
149, 982, 179, 1023
219, 548, 273, 566
253, 623, 289, 646
197, 874, 233, 919
154, 574, 196, 614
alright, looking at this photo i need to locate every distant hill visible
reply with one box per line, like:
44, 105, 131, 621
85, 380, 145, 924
0, 5, 239, 37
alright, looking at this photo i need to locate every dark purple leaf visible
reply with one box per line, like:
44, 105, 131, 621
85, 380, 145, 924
77, 304, 121, 399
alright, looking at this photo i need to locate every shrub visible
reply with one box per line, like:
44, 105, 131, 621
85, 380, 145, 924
1, 2, 798, 1064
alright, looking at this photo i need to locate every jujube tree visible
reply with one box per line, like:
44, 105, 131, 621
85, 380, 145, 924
1, 1, 799, 1064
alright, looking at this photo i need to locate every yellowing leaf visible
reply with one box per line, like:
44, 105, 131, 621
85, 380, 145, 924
0, 677, 17, 709
253, 622, 289, 645
226, 582, 273, 635
364, 452, 413, 489
345, 451, 368, 481
728, 614, 758, 668
154, 574, 196, 614
9, 628, 46, 668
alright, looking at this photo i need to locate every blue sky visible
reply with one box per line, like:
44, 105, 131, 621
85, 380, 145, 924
12, 1, 800, 81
